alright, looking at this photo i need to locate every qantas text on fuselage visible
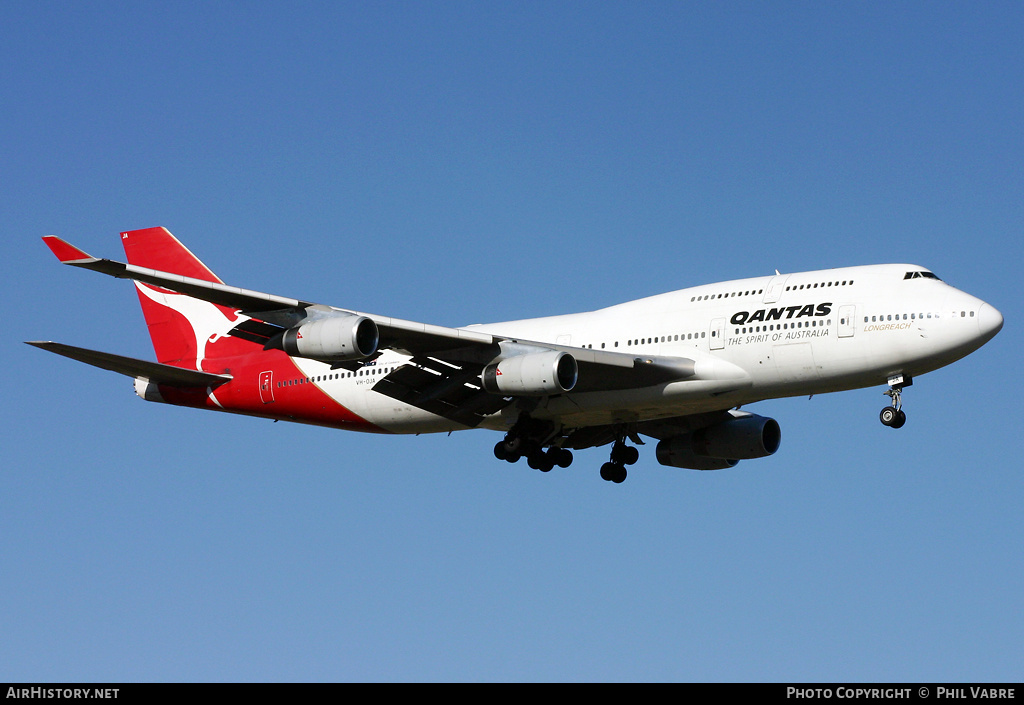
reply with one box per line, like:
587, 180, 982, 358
29, 228, 1003, 483
730, 303, 832, 326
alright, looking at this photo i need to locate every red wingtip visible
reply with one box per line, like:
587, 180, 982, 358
42, 235, 95, 263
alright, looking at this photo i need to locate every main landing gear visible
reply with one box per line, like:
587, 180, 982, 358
493, 420, 643, 482
879, 375, 911, 429
494, 416, 572, 472
599, 440, 640, 484
494, 436, 573, 473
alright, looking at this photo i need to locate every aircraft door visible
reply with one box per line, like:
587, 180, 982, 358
259, 370, 275, 403
710, 318, 725, 350
838, 305, 856, 338
763, 274, 790, 304
773, 343, 819, 382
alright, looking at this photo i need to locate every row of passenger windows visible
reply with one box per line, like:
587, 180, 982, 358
865, 310, 974, 323
582, 331, 708, 350
736, 320, 832, 335
627, 332, 706, 346
562, 307, 980, 350
691, 289, 763, 302
277, 365, 397, 388
582, 307, 977, 344
786, 280, 853, 291
688, 279, 857, 303
868, 313, 936, 323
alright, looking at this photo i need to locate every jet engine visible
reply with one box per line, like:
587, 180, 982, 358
281, 314, 379, 362
655, 438, 740, 471
656, 413, 781, 470
482, 350, 578, 396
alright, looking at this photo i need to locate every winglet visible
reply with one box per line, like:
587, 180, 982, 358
42, 236, 98, 265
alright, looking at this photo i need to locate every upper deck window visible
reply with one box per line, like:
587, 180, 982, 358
904, 271, 941, 281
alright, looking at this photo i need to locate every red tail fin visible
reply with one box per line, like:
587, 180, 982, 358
122, 227, 222, 283
121, 228, 246, 368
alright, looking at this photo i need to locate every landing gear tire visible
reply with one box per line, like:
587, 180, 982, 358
528, 449, 555, 473
610, 441, 639, 466
880, 407, 907, 428
503, 437, 524, 455
497, 435, 530, 463
530, 447, 571, 473
600, 462, 627, 483
880, 407, 897, 427
611, 446, 634, 465
552, 448, 573, 468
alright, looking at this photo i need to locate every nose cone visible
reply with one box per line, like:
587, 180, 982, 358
977, 303, 1004, 343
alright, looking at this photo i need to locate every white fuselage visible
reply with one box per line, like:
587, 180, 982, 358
287, 264, 1002, 434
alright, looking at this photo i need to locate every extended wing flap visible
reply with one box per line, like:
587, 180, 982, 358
26, 341, 232, 388
373, 358, 511, 427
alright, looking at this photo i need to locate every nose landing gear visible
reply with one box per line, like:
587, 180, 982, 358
880, 375, 911, 429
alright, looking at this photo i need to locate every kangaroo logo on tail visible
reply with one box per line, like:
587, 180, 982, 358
122, 228, 253, 370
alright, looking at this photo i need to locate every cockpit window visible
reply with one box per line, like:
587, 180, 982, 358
904, 271, 941, 281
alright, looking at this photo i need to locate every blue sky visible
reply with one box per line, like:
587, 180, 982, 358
3, 2, 1022, 682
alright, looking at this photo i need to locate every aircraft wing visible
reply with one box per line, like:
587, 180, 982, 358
369, 348, 703, 428
41, 235, 738, 427
42, 235, 495, 354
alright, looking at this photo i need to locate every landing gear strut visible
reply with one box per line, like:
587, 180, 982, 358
880, 375, 911, 429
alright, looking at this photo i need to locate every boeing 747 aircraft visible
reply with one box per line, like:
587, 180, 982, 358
29, 227, 1003, 482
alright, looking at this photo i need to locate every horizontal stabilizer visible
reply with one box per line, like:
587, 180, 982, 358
26, 341, 232, 388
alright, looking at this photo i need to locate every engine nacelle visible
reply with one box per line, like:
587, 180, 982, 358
655, 437, 740, 471
692, 413, 781, 459
282, 314, 379, 361
482, 350, 578, 396
655, 414, 781, 470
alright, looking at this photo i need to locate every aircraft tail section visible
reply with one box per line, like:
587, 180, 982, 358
122, 226, 223, 284
25, 341, 232, 388
120, 227, 252, 368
